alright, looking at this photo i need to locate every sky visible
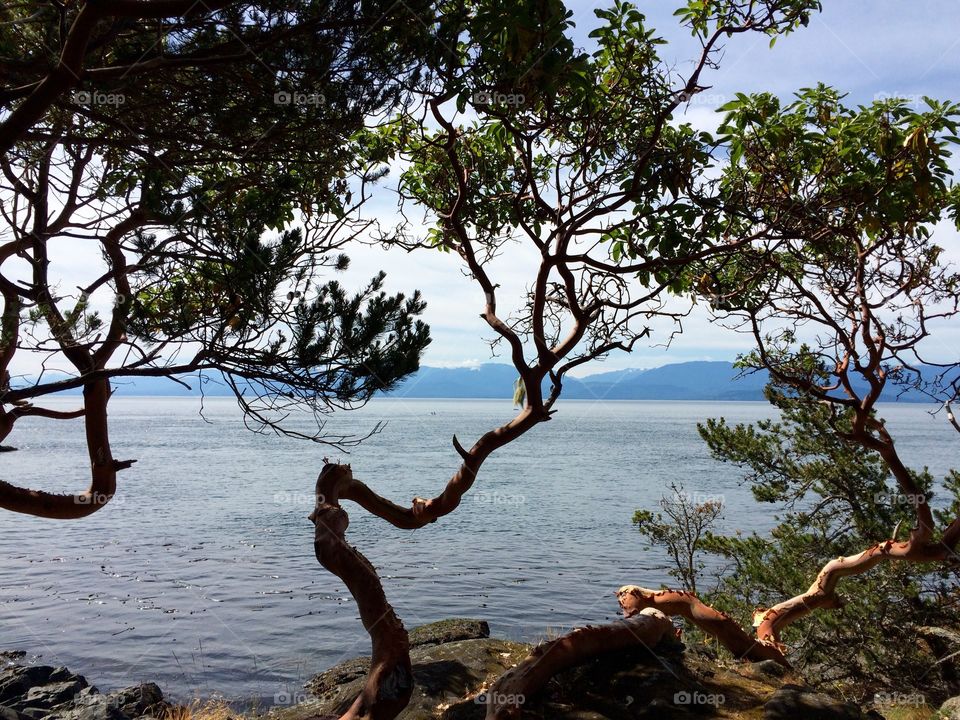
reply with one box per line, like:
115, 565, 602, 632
15, 1, 960, 380
339, 0, 960, 375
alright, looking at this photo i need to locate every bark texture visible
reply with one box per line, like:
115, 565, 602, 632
616, 586, 788, 664
311, 464, 413, 720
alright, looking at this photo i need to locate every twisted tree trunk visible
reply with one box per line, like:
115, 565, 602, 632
310, 464, 413, 720
616, 586, 789, 664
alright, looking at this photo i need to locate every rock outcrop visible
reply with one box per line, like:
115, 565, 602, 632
0, 662, 166, 720
4, 618, 942, 719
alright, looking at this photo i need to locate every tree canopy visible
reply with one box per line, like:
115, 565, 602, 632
0, 0, 440, 517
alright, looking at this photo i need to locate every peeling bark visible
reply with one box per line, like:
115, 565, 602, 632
483, 608, 673, 720
753, 537, 954, 647
311, 464, 413, 720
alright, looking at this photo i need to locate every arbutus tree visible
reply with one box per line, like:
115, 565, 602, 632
0, 0, 438, 519
307, 2, 825, 718
618, 87, 960, 671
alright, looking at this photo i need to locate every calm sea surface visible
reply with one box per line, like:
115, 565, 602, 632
0, 397, 955, 706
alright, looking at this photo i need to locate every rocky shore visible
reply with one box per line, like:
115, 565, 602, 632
5, 620, 960, 719
0, 651, 166, 720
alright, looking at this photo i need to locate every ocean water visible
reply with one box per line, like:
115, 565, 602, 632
0, 397, 955, 706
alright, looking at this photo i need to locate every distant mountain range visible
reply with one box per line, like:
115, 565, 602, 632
50, 360, 942, 402
386, 361, 772, 401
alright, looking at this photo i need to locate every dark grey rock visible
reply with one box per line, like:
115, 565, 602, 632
0, 663, 94, 716
305, 620, 493, 702
0, 705, 26, 720
305, 656, 371, 698
295, 638, 529, 720
0, 656, 172, 720
46, 693, 127, 720
751, 659, 788, 678
47, 669, 80, 685
19, 709, 48, 720
0, 666, 60, 705
637, 697, 694, 718
408, 619, 490, 648
17, 678, 87, 710
105, 682, 165, 718
765, 684, 862, 719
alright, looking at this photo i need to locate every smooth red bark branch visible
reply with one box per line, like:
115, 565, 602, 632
946, 403, 960, 435
619, 519, 960, 666
483, 608, 673, 720
10, 405, 86, 421
342, 406, 544, 529
616, 586, 788, 664
0, 379, 134, 518
310, 464, 413, 720
754, 537, 955, 646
